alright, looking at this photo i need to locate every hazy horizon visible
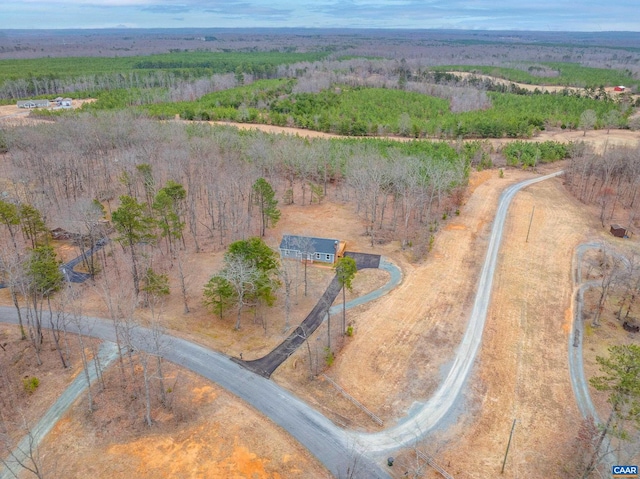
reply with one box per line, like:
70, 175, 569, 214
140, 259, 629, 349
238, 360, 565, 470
1, 0, 639, 32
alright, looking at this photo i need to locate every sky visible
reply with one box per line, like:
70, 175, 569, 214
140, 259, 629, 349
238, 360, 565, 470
0, 0, 638, 31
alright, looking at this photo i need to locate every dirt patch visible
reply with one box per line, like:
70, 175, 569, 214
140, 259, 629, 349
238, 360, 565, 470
38, 367, 329, 479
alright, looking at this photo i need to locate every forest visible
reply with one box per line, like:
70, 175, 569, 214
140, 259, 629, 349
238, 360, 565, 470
0, 112, 472, 250
169, 82, 626, 138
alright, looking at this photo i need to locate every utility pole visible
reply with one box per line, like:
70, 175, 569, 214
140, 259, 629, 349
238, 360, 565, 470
526, 206, 535, 243
501, 419, 517, 474
327, 309, 331, 351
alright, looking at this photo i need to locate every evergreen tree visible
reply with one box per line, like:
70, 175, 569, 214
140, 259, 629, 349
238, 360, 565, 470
111, 195, 156, 296
334, 256, 357, 338
0, 199, 20, 250
203, 237, 280, 329
20, 204, 47, 249
26, 245, 63, 362
252, 177, 280, 237
153, 181, 186, 256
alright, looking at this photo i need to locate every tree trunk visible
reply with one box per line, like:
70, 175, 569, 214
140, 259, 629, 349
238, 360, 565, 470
48, 298, 67, 369
177, 256, 190, 314
10, 289, 26, 340
342, 286, 347, 335
142, 355, 153, 427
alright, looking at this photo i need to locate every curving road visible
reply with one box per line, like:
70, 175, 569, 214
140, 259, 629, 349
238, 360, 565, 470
569, 242, 602, 422
0, 171, 563, 477
0, 305, 387, 478
1, 239, 107, 289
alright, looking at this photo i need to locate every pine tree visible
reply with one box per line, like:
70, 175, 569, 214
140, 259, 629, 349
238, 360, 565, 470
111, 195, 156, 296
252, 178, 280, 237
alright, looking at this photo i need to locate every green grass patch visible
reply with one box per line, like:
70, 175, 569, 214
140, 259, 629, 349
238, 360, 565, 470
23, 376, 40, 394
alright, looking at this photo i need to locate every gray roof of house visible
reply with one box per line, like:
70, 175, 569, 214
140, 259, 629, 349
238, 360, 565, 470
279, 235, 339, 255
17, 99, 50, 106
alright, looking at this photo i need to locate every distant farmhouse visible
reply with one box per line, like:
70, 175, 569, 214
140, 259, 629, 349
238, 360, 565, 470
16, 98, 73, 109
279, 235, 346, 264
17, 99, 50, 109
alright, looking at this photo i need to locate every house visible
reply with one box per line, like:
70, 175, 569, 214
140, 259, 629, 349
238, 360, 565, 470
613, 86, 626, 92
610, 224, 628, 238
279, 235, 346, 264
17, 99, 50, 109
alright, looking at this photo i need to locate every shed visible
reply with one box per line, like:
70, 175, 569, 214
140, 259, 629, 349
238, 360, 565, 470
610, 224, 627, 238
279, 235, 346, 264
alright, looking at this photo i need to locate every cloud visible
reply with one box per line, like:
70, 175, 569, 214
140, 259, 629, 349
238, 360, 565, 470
141, 4, 190, 14
204, 2, 292, 19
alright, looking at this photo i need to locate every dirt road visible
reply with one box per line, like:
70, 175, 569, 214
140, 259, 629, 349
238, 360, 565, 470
210, 120, 640, 154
